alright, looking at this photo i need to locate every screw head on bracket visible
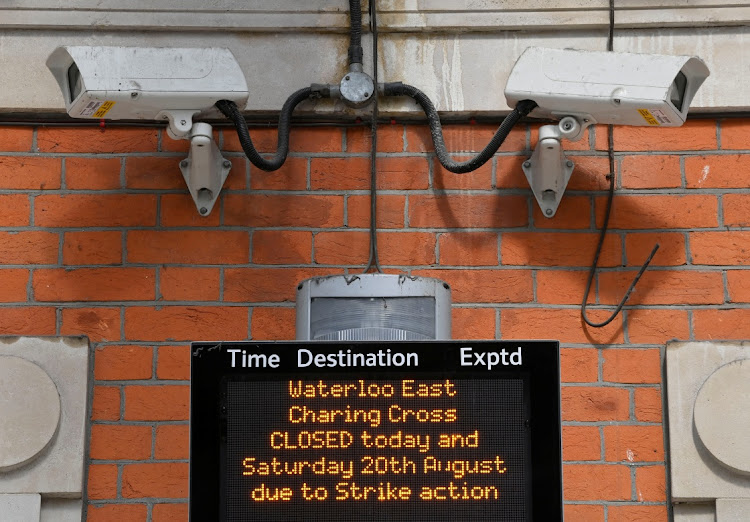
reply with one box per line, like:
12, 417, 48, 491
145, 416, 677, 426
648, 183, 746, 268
557, 116, 582, 140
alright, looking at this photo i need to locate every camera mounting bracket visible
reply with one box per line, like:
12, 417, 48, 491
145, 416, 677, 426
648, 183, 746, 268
176, 122, 231, 216
522, 116, 593, 218
157, 109, 201, 140
156, 110, 231, 216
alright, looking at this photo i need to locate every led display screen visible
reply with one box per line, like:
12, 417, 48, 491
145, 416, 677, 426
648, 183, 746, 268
190, 341, 561, 521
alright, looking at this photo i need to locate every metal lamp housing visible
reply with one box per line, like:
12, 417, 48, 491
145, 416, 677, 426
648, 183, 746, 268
296, 274, 452, 341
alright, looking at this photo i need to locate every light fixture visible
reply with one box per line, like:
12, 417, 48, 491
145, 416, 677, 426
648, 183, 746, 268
296, 274, 451, 341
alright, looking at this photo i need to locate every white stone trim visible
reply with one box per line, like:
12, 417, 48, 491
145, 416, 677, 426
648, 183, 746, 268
4, 2, 750, 32
0, 337, 90, 522
1, 4, 750, 113
667, 342, 750, 521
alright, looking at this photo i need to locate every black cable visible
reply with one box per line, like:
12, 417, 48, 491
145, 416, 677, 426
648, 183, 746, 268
383, 82, 537, 173
215, 87, 315, 171
580, 154, 660, 327
364, 0, 382, 273
0, 108, 736, 129
580, 0, 659, 328
608, 0, 615, 52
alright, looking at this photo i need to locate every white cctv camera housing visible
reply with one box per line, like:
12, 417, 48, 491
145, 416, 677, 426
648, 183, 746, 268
504, 47, 709, 129
46, 46, 250, 217
504, 47, 710, 219
46, 46, 249, 133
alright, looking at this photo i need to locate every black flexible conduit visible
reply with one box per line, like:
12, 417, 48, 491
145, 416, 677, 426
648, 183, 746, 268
216, 0, 362, 172
348, 0, 364, 66
215, 87, 315, 172
383, 82, 537, 173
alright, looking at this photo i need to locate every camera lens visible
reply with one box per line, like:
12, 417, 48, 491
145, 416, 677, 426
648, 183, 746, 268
670, 71, 688, 112
67, 63, 84, 103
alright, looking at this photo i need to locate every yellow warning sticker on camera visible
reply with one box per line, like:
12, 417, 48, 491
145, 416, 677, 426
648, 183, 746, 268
638, 109, 660, 126
93, 101, 116, 118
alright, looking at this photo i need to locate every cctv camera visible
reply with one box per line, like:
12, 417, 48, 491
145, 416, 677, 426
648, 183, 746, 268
504, 47, 709, 218
46, 46, 249, 136
504, 47, 709, 130
46, 46, 250, 217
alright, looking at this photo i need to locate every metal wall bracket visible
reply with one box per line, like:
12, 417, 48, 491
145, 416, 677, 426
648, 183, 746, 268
157, 110, 232, 216
522, 133, 575, 218
522, 116, 592, 218
155, 111, 232, 216
178, 122, 231, 216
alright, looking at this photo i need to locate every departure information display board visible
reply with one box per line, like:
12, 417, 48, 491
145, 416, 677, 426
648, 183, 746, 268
190, 341, 561, 521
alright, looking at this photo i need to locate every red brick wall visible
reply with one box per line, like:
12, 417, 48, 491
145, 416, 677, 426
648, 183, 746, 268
0, 119, 745, 520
